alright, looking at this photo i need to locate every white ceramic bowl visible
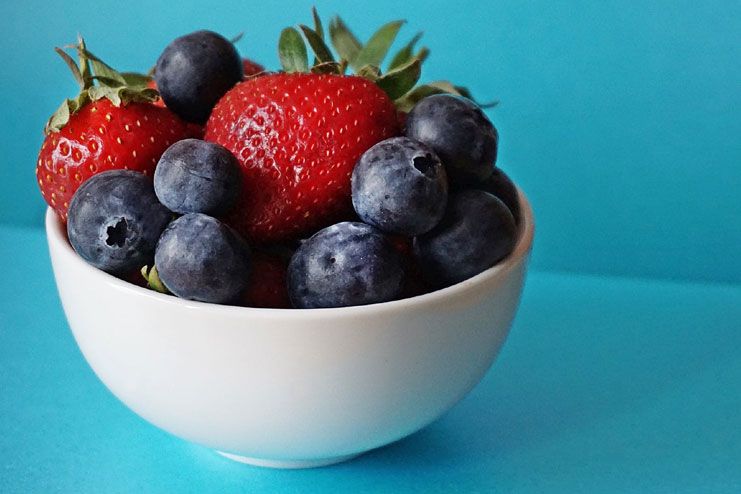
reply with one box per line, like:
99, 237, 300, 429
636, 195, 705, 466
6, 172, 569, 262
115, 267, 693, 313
46, 192, 534, 469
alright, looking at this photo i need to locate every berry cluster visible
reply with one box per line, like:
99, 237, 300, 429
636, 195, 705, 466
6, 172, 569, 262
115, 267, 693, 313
38, 12, 522, 309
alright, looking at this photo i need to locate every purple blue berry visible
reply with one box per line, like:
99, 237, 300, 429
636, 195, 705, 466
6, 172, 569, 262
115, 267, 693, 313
405, 94, 498, 186
67, 170, 172, 274
413, 190, 517, 287
472, 167, 521, 223
155, 213, 251, 304
154, 139, 241, 216
352, 137, 448, 236
155, 30, 243, 124
287, 222, 404, 308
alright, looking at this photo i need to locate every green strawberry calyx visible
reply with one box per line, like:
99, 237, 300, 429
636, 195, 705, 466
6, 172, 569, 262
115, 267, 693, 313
45, 36, 159, 134
277, 8, 498, 112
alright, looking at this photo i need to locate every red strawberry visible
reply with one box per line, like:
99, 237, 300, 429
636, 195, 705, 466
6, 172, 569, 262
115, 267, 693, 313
37, 40, 197, 220
205, 73, 400, 242
240, 252, 291, 308
146, 79, 166, 108
242, 58, 265, 77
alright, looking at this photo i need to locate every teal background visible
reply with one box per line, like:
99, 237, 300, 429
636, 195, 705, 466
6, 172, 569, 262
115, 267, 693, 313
1, 1, 740, 492
1, 0, 740, 283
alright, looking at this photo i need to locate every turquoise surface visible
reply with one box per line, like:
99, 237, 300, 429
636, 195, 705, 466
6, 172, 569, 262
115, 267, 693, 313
1, 0, 740, 491
1, 226, 739, 492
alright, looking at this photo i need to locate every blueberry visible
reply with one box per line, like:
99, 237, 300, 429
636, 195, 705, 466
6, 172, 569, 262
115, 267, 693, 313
351, 137, 448, 236
67, 170, 172, 274
405, 94, 498, 186
287, 222, 404, 308
471, 167, 521, 224
154, 139, 241, 215
414, 190, 517, 287
155, 30, 243, 124
155, 213, 251, 304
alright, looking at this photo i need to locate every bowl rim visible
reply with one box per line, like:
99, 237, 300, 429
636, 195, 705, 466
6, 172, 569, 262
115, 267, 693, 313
46, 189, 534, 320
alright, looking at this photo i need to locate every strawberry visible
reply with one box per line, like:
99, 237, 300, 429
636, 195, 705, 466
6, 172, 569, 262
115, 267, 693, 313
240, 252, 291, 308
205, 73, 399, 242
37, 38, 197, 220
242, 58, 265, 77
146, 79, 166, 108
203, 12, 484, 243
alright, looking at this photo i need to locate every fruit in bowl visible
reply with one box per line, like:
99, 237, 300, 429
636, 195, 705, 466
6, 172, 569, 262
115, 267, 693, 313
40, 11, 534, 467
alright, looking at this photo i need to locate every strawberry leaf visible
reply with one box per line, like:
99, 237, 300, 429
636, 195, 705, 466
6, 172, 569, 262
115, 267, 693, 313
454, 85, 499, 108
279, 27, 309, 73
69, 92, 90, 112
427, 81, 499, 108
119, 86, 159, 104
329, 16, 362, 65
338, 59, 349, 74
357, 64, 381, 80
88, 85, 120, 104
81, 48, 127, 86
354, 20, 405, 70
311, 61, 343, 74
45, 37, 160, 134
393, 84, 448, 112
388, 31, 423, 71
45, 100, 71, 134
120, 72, 152, 88
54, 47, 84, 88
376, 58, 421, 100
427, 80, 460, 94
87, 85, 158, 106
91, 75, 126, 86
299, 25, 334, 63
44, 91, 91, 133
416, 46, 430, 63
76, 36, 92, 86
312, 7, 324, 40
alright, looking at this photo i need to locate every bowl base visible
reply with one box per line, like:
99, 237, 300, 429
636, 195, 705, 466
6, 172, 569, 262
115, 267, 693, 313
217, 451, 361, 469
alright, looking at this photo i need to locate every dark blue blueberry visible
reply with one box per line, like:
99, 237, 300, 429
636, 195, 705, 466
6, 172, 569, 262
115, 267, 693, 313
155, 30, 243, 124
351, 137, 448, 236
405, 94, 498, 186
413, 190, 517, 287
287, 222, 404, 308
67, 170, 172, 274
154, 139, 241, 215
471, 167, 521, 224
155, 213, 251, 304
